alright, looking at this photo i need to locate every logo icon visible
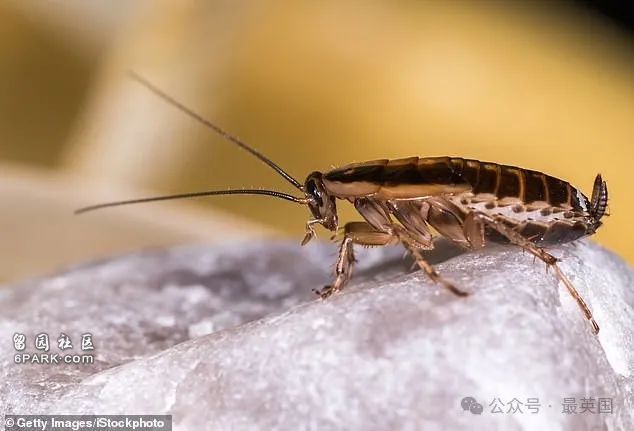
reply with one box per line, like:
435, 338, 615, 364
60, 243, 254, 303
81, 333, 95, 351
461, 396, 484, 415
34, 333, 50, 352
13, 333, 26, 351
57, 333, 73, 350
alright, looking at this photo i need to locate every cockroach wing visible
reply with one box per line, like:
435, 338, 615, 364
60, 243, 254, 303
322, 157, 471, 200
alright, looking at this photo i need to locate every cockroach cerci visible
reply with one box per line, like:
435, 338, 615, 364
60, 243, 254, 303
77, 73, 608, 335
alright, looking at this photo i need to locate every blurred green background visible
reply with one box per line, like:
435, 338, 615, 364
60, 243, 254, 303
0, 1, 632, 282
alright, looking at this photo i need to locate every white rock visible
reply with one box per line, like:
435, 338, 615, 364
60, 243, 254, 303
0, 240, 632, 431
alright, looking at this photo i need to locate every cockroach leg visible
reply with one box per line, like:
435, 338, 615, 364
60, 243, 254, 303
316, 222, 394, 299
423, 198, 473, 249
314, 236, 354, 299
74, 76, 609, 338
301, 218, 324, 246
362, 199, 467, 296
405, 245, 470, 297
464, 211, 599, 334
462, 209, 485, 250
393, 225, 470, 297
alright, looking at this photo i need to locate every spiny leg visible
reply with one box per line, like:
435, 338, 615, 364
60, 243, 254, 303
355, 197, 468, 297
316, 221, 395, 299
392, 225, 470, 297
301, 218, 324, 246
315, 236, 354, 299
464, 211, 599, 334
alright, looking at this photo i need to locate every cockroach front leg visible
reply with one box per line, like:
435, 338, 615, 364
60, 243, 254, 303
316, 221, 395, 299
464, 211, 599, 334
301, 219, 324, 246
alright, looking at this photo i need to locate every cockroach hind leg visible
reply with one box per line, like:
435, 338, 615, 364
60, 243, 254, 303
590, 319, 600, 335
440, 279, 470, 297
552, 264, 600, 335
470, 212, 599, 335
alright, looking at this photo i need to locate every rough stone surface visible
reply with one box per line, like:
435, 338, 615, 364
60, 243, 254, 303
0, 239, 632, 431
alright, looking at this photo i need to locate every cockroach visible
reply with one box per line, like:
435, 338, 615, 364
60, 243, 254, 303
77, 73, 608, 335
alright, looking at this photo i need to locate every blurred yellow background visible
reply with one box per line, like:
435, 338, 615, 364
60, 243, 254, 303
0, 1, 632, 282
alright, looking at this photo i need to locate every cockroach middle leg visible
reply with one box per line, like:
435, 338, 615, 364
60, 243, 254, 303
392, 225, 470, 297
387, 200, 470, 297
316, 222, 395, 299
464, 211, 599, 334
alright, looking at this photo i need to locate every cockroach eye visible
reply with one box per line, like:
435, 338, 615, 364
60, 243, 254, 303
304, 172, 326, 208
307, 181, 322, 207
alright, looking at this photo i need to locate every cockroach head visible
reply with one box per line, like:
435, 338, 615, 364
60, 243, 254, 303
304, 171, 338, 231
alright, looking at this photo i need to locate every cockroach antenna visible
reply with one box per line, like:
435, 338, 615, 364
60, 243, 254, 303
75, 72, 310, 215
127, 71, 303, 190
75, 189, 307, 215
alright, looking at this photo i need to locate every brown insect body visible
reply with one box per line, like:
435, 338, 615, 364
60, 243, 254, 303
78, 74, 608, 335
321, 156, 604, 247
301, 156, 607, 334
